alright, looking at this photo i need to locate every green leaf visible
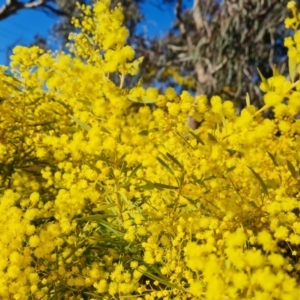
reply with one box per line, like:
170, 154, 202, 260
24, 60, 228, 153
265, 179, 280, 190
182, 195, 212, 213
127, 96, 140, 103
138, 128, 159, 136
191, 174, 204, 184
174, 131, 195, 150
227, 149, 238, 156
83, 159, 101, 174
27, 96, 44, 107
178, 171, 185, 187
272, 64, 280, 77
68, 114, 91, 131
4, 72, 22, 83
61, 244, 85, 264
127, 96, 156, 104
129, 56, 144, 71
138, 179, 178, 190
120, 161, 128, 175
152, 182, 179, 190
156, 157, 174, 175
76, 214, 117, 222
140, 268, 183, 290
83, 33, 95, 46
77, 99, 92, 106
128, 163, 142, 179
136, 180, 155, 190
83, 292, 102, 299
92, 204, 117, 212
245, 93, 251, 107
95, 219, 123, 236
54, 99, 72, 113
208, 133, 218, 142
28, 121, 56, 127
287, 160, 298, 179
140, 96, 156, 104
166, 153, 183, 169
0, 97, 8, 103
248, 201, 259, 208
94, 154, 111, 164
181, 195, 196, 204
143, 200, 158, 211
189, 131, 205, 145
54, 246, 59, 271
248, 166, 269, 196
289, 55, 298, 83
257, 68, 270, 91
203, 175, 217, 181
100, 126, 111, 134
227, 176, 243, 201
3, 80, 22, 92
267, 151, 278, 167
136, 77, 143, 87
138, 129, 150, 135
224, 166, 236, 175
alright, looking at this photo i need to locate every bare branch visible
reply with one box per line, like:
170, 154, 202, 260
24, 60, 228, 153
40, 3, 69, 17
175, 0, 193, 49
192, 0, 211, 38
192, 0, 203, 32
0, 0, 67, 21
167, 44, 188, 52
22, 0, 46, 9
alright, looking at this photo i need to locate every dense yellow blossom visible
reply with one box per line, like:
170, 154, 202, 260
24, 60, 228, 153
1, 0, 300, 299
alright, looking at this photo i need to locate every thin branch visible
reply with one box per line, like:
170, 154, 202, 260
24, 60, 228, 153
22, 0, 46, 9
175, 0, 193, 49
0, 0, 67, 21
192, 0, 203, 32
40, 3, 69, 17
167, 44, 188, 52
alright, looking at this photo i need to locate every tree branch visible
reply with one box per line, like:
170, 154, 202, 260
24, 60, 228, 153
40, 3, 69, 17
0, 0, 67, 21
175, 0, 193, 49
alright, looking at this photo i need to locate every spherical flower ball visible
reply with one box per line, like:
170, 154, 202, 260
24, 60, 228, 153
264, 91, 283, 107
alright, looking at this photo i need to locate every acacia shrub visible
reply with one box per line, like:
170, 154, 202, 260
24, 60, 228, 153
0, 0, 300, 299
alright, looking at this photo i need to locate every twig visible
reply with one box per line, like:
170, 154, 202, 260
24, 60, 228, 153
0, 0, 66, 21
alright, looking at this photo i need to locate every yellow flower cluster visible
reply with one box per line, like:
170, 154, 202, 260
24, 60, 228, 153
1, 1, 300, 299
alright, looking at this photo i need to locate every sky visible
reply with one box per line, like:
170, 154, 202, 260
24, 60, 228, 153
0, 0, 192, 66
